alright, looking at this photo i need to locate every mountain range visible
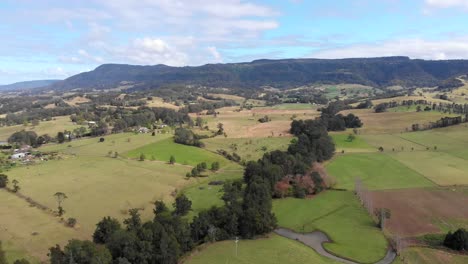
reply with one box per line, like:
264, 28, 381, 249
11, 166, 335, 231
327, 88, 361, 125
46, 56, 468, 91
0, 80, 60, 91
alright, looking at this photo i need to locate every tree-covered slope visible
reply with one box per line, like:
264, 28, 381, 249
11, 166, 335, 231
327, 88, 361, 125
50, 57, 468, 91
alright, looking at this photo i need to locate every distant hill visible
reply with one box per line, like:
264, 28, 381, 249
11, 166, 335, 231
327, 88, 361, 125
0, 79, 61, 91
50, 57, 468, 91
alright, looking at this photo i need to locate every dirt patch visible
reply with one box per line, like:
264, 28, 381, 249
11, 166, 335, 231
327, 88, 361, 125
370, 188, 468, 237
247, 120, 292, 137
65, 96, 91, 106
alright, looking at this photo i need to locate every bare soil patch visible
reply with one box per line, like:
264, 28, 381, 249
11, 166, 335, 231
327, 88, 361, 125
370, 188, 468, 237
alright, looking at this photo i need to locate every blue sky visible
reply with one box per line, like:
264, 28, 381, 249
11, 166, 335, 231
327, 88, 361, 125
1, 0, 468, 84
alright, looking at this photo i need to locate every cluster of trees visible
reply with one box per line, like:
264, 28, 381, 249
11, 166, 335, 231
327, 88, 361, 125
412, 116, 465, 131
257, 115, 271, 123
180, 100, 237, 114
49, 177, 276, 264
437, 78, 464, 91
174, 128, 204, 147
188, 162, 208, 177
319, 101, 363, 131
444, 228, 467, 251
8, 131, 39, 147
242, 119, 335, 201
110, 107, 190, 133
187, 161, 221, 177
216, 149, 241, 163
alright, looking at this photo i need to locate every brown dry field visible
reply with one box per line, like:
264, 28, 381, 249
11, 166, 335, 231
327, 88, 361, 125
65, 96, 91, 106
193, 106, 320, 138
144, 97, 180, 110
370, 188, 468, 237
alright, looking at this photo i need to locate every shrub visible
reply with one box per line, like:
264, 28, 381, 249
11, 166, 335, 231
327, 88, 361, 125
444, 228, 467, 251
66, 218, 77, 228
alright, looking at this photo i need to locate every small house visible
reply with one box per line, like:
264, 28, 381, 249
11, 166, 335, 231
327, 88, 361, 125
11, 152, 27, 159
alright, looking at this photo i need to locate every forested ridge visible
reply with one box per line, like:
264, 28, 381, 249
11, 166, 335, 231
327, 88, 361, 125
50, 57, 468, 91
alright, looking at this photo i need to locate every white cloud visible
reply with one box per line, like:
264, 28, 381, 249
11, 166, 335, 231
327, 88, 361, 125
312, 37, 468, 60
207, 46, 222, 62
425, 0, 468, 9
113, 37, 189, 66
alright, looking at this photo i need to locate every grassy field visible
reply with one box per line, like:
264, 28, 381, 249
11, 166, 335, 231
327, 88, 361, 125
270, 103, 315, 110
6, 156, 192, 235
183, 164, 243, 218
0, 116, 81, 141
0, 190, 86, 262
390, 151, 468, 185
273, 191, 388, 263
41, 132, 172, 156
339, 109, 459, 134
326, 153, 434, 190
125, 137, 228, 166
362, 134, 427, 152
330, 133, 374, 153
197, 106, 319, 138
184, 233, 338, 264
201, 136, 292, 162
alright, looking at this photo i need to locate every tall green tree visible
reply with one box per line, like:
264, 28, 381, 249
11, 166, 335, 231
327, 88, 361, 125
173, 194, 192, 216
240, 179, 276, 238
93, 217, 122, 244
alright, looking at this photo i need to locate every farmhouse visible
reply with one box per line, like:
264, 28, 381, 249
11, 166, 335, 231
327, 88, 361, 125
11, 152, 28, 159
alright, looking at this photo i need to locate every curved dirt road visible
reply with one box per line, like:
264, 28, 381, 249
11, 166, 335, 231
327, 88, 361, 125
275, 228, 396, 264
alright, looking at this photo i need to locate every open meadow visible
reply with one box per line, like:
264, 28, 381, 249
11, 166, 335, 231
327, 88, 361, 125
3, 131, 240, 261
201, 136, 292, 162
125, 137, 229, 166
273, 191, 388, 263
196, 105, 320, 138
326, 153, 434, 190
184, 234, 338, 264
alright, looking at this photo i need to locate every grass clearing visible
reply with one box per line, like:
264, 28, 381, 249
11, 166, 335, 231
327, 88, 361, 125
0, 190, 86, 262
0, 116, 81, 141
390, 151, 468, 186
270, 103, 315, 110
362, 134, 427, 151
273, 191, 388, 263
330, 133, 374, 153
6, 156, 192, 236
201, 136, 292, 162
183, 164, 243, 218
125, 137, 228, 166
339, 109, 459, 134
184, 233, 338, 264
326, 153, 434, 190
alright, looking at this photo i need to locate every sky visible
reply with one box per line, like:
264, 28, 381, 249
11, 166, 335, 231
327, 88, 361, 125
2, 0, 468, 84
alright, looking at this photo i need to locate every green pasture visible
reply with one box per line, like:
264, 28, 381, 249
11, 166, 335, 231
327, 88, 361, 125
0, 190, 84, 262
184, 233, 338, 264
6, 156, 192, 236
390, 151, 468, 186
330, 133, 373, 153
201, 136, 292, 162
183, 164, 244, 218
273, 191, 388, 263
125, 137, 228, 166
326, 153, 434, 190
270, 103, 315, 110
